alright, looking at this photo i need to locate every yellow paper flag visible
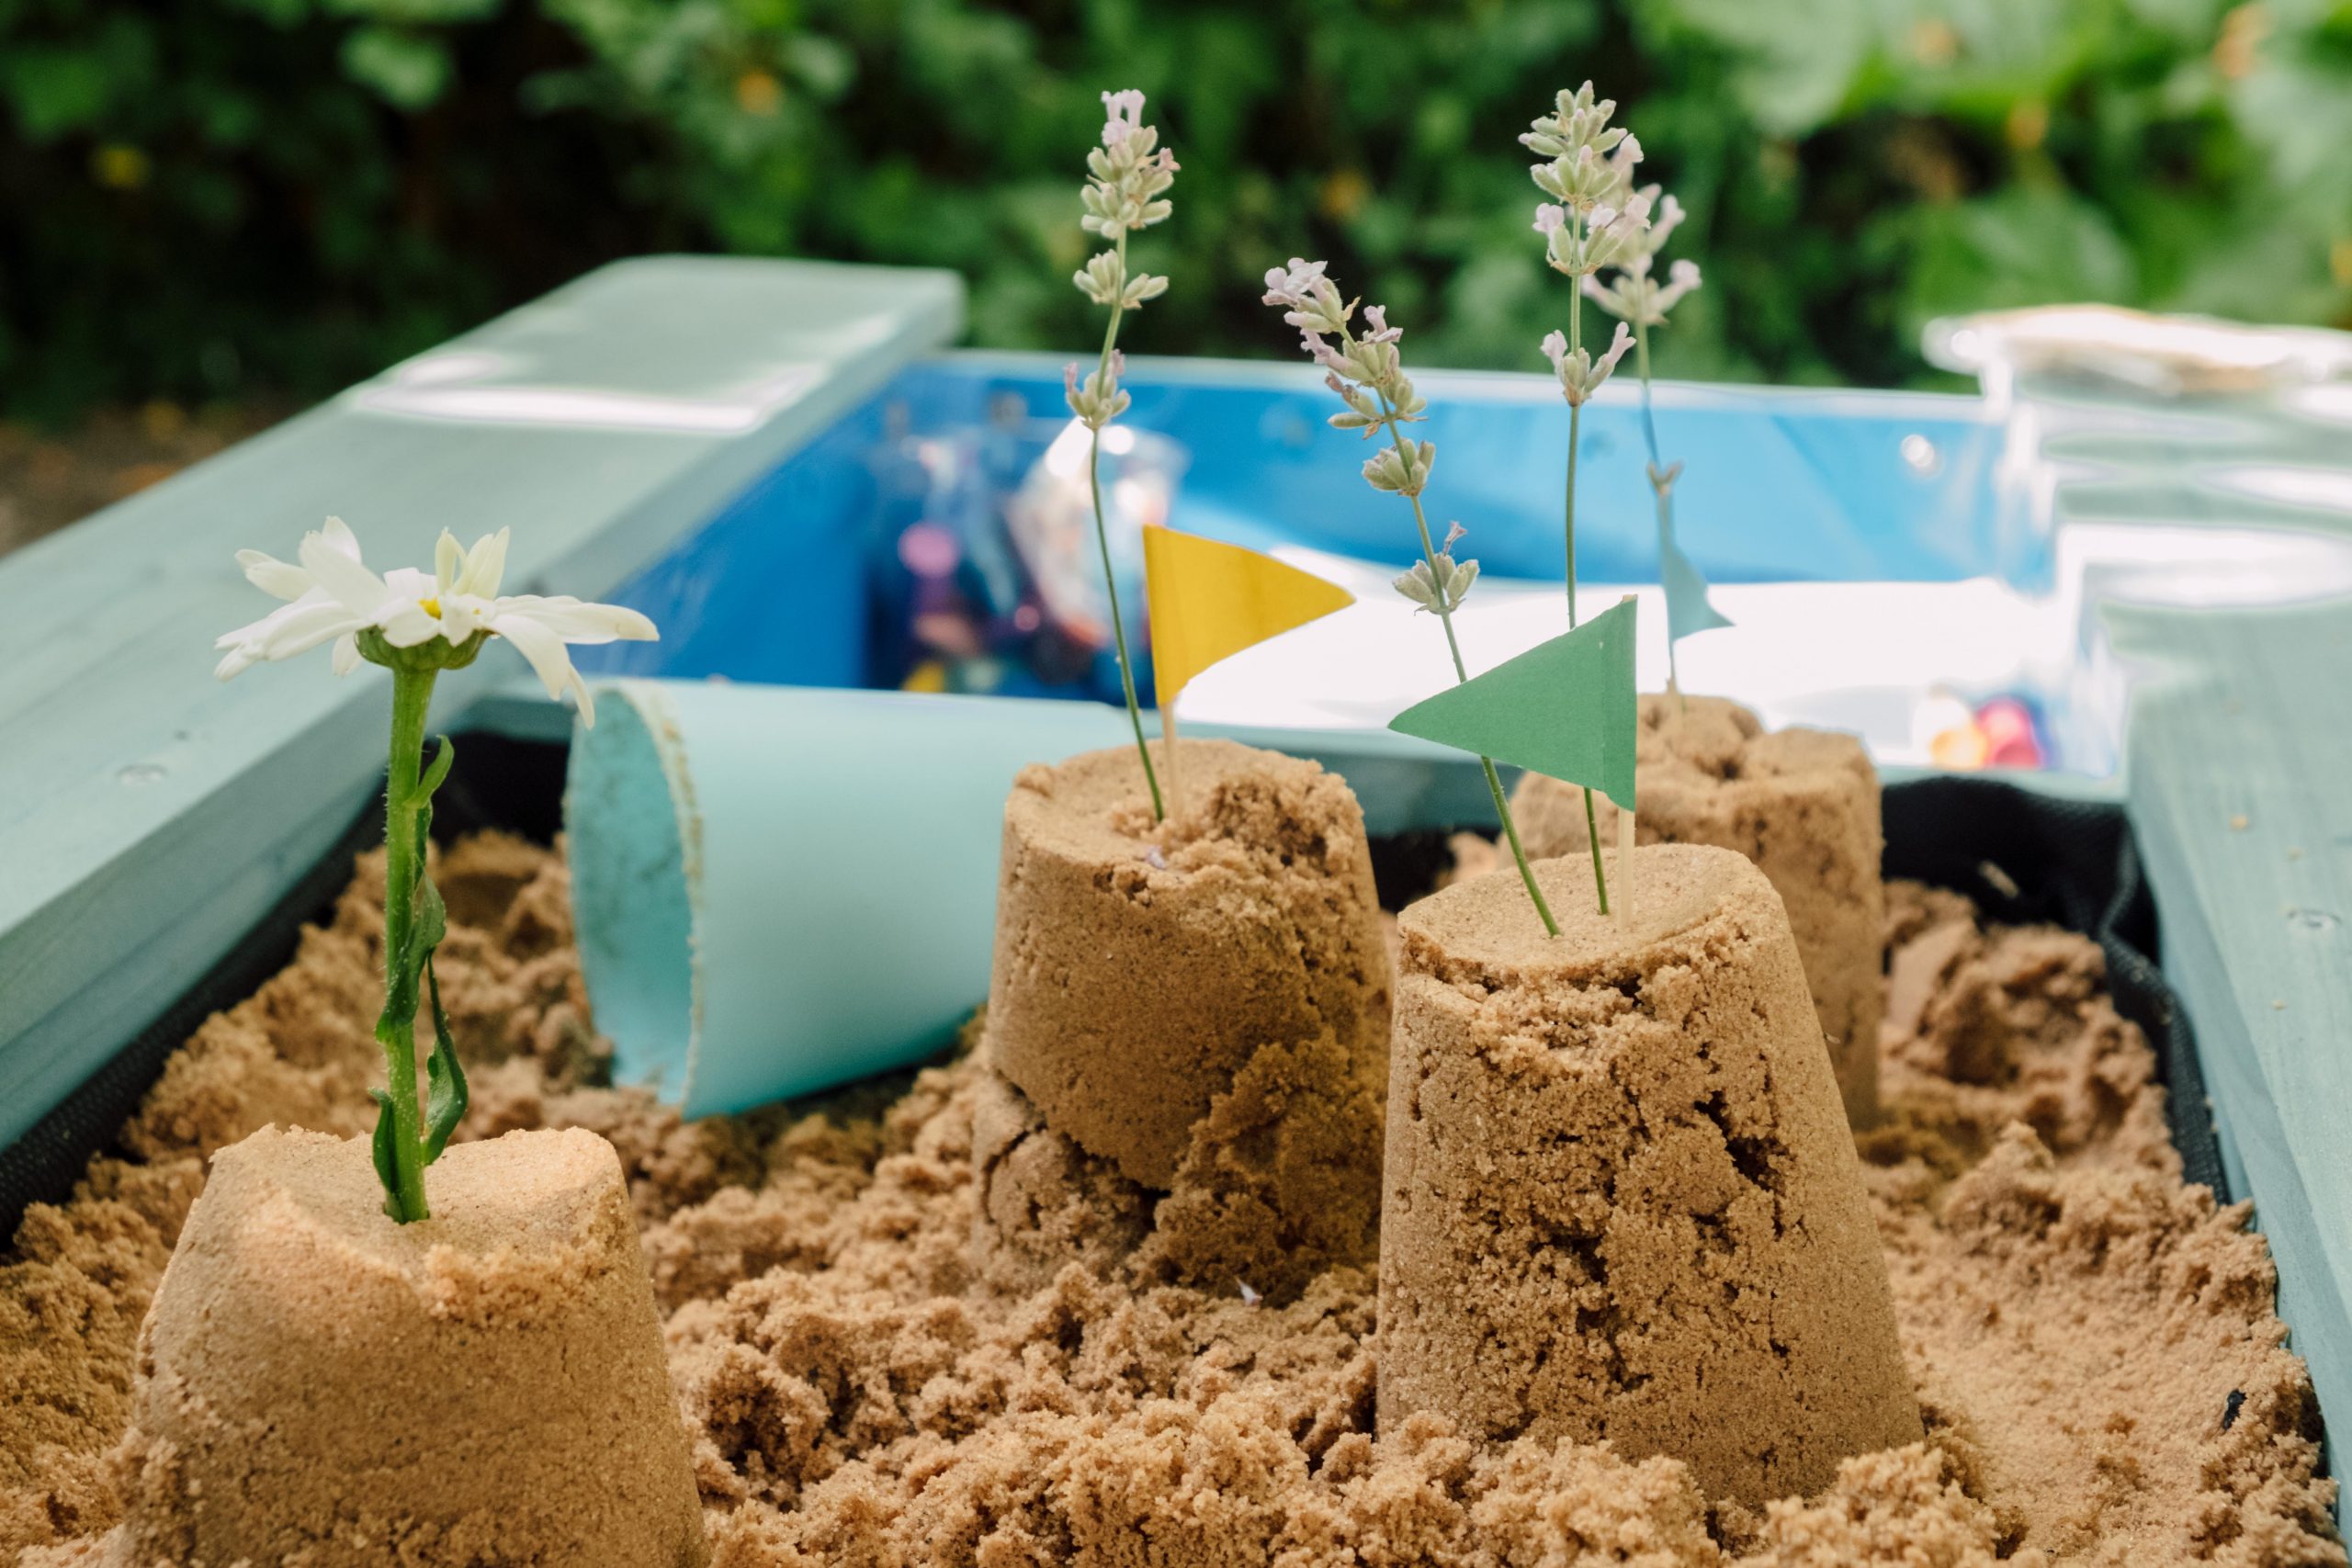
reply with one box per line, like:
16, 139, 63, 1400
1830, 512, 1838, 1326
1143, 527, 1355, 709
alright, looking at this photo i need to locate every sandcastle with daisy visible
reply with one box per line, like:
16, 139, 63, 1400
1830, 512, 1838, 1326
120, 519, 704, 1563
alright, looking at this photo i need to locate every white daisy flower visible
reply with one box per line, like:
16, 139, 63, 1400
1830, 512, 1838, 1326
215, 517, 657, 726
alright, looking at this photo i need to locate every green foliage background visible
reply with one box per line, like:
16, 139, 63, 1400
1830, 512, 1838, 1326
2, 0, 2347, 418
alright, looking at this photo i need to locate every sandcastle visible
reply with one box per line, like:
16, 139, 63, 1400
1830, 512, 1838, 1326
111, 1126, 706, 1567
1516, 694, 1887, 1123
1378, 843, 1920, 1506
974, 738, 1391, 1298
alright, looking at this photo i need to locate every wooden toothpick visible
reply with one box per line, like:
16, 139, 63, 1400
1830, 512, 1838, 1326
1161, 700, 1183, 818
1616, 807, 1635, 924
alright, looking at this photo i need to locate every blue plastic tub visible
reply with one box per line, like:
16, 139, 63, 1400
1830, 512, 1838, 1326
575, 353, 2027, 728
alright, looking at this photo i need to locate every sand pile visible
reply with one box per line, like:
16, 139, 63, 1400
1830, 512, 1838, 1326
1516, 694, 1887, 1123
985, 739, 1390, 1188
1381, 845, 1920, 1505
114, 1126, 705, 1565
975, 739, 1390, 1303
3, 835, 2339, 1565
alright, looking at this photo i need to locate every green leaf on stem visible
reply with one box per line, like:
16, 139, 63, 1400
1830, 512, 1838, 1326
418, 734, 456, 802
410, 859, 447, 958
368, 1088, 402, 1220
373, 803, 448, 1043
421, 957, 468, 1163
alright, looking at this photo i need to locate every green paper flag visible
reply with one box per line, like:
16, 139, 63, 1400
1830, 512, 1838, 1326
1661, 533, 1732, 645
1388, 597, 1639, 810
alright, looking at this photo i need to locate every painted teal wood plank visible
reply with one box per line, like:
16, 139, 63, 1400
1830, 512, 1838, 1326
0, 256, 963, 1150
2018, 373, 2352, 540
2112, 597, 2352, 1464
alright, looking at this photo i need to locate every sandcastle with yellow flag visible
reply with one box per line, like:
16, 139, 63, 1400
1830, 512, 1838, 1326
968, 253, 1677, 1303
971, 84, 1910, 1486
970, 525, 1396, 1300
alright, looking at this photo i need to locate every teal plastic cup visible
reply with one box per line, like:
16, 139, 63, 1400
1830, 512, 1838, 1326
562, 680, 1133, 1117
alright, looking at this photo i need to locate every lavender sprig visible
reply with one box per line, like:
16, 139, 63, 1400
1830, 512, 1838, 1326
1583, 186, 1709, 698
1524, 81, 1653, 914
1263, 260, 1559, 936
1066, 88, 1180, 818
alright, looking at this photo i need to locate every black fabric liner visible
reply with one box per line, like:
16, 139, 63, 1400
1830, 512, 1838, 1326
1879, 775, 2226, 1199
2, 759, 2225, 1243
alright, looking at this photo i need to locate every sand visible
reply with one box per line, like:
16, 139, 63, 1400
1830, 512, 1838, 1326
3, 834, 2339, 1566
1515, 694, 1886, 1124
1381, 846, 1920, 1505
986, 739, 1390, 1188
113, 1125, 706, 1565
972, 1025, 1385, 1305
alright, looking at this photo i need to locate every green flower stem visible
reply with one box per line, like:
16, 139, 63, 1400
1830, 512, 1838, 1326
1088, 230, 1165, 821
376, 664, 438, 1223
1371, 385, 1559, 939
1633, 315, 1664, 469
1634, 316, 1682, 702
1562, 283, 1609, 915
1565, 408, 1581, 630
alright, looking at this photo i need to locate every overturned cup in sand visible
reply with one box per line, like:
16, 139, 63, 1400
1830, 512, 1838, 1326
1379, 843, 1920, 1506
565, 680, 1135, 1118
111, 1125, 706, 1567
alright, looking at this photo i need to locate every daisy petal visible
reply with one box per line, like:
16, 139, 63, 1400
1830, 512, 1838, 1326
459, 528, 510, 598
300, 529, 394, 617
491, 594, 657, 644
369, 567, 444, 646
492, 608, 585, 705
215, 595, 330, 652
332, 633, 361, 676
319, 516, 364, 559
568, 666, 597, 728
237, 550, 312, 602
376, 603, 443, 648
218, 599, 369, 670
436, 594, 488, 641
263, 602, 373, 662
435, 531, 464, 596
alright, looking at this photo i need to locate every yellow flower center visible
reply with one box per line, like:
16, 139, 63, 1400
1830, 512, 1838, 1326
420, 597, 442, 619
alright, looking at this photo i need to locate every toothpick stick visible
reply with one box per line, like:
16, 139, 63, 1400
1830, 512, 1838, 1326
1617, 806, 1636, 925
1161, 700, 1183, 817
1616, 593, 1640, 922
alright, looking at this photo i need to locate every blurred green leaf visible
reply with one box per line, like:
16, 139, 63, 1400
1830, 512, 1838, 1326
0, 0, 2346, 420
340, 25, 451, 108
1649, 0, 1875, 134
324, 0, 501, 22
3, 46, 117, 140
2230, 53, 2352, 202
1888, 186, 2139, 344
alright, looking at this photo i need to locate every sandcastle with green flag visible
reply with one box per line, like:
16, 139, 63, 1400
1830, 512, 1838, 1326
976, 82, 1922, 1499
